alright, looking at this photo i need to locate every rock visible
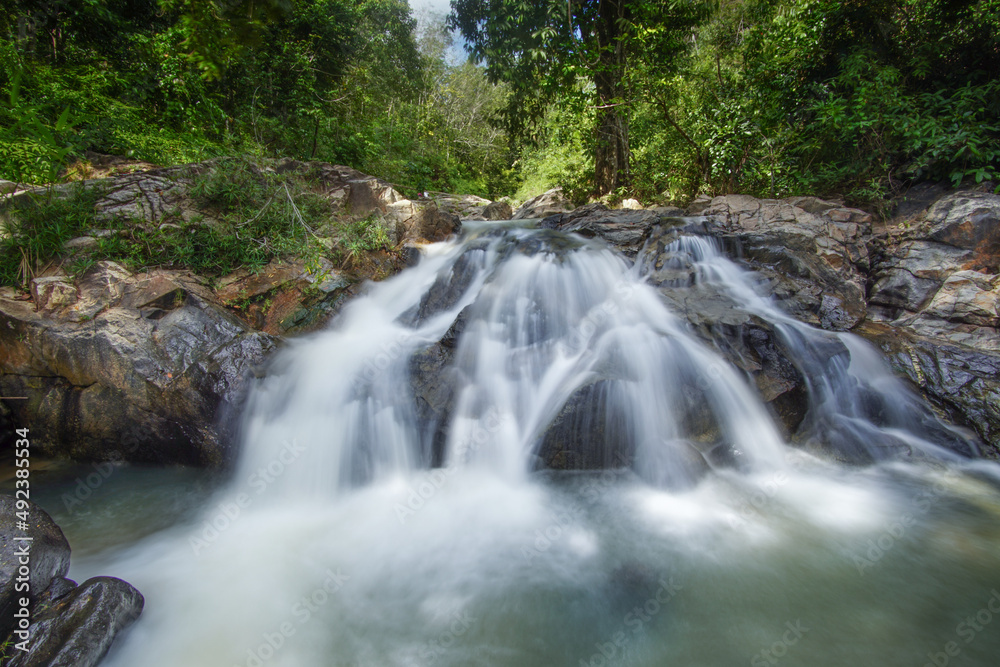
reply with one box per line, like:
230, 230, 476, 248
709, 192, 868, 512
696, 194, 871, 330
533, 380, 637, 471
0, 496, 71, 642
6, 576, 144, 667
868, 241, 968, 313
30, 277, 78, 312
512, 188, 573, 220
540, 204, 671, 257
402, 242, 490, 326
215, 260, 311, 305
917, 270, 999, 329
274, 160, 402, 218
0, 263, 278, 465
418, 203, 462, 242
620, 198, 643, 210
889, 182, 952, 223
858, 321, 1000, 458
0, 180, 17, 195
386, 200, 462, 244
91, 165, 196, 224
922, 191, 1000, 258
409, 337, 460, 468
684, 195, 713, 215
482, 200, 513, 220
434, 194, 493, 220
62, 236, 98, 251
868, 190, 1000, 350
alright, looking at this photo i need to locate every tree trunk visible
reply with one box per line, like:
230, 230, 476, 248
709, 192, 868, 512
593, 0, 629, 196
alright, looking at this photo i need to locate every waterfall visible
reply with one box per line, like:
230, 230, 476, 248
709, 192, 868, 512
78, 221, 1000, 667
638, 234, 978, 464
235, 225, 797, 500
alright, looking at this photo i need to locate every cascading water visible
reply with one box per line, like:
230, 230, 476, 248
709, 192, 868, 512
62, 221, 1000, 667
638, 233, 978, 464
237, 225, 787, 498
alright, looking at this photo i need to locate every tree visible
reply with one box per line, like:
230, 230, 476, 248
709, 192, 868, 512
449, 0, 706, 196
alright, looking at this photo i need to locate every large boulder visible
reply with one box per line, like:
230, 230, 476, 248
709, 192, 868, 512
5, 576, 144, 667
0, 496, 71, 641
0, 496, 143, 667
385, 200, 462, 243
695, 194, 872, 330
858, 321, 1000, 458
512, 188, 573, 220
482, 200, 513, 221
539, 204, 685, 257
0, 262, 277, 465
432, 194, 493, 220
869, 191, 1000, 350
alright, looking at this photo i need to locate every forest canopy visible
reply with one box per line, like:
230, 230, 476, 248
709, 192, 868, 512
1, 0, 998, 206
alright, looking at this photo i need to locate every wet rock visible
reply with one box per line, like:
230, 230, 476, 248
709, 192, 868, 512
540, 204, 674, 257
402, 244, 489, 327
533, 380, 636, 471
857, 321, 1000, 458
6, 576, 144, 667
0, 263, 278, 465
0, 496, 71, 642
512, 188, 573, 220
482, 200, 513, 220
696, 194, 871, 330
710, 318, 809, 438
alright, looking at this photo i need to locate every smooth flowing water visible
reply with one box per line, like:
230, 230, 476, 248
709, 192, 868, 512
50, 223, 1000, 666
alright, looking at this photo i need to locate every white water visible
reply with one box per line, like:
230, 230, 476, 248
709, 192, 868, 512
63, 223, 1000, 667
643, 235, 978, 463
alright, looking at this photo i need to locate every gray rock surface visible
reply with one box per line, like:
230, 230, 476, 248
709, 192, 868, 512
512, 188, 573, 220
0, 496, 71, 641
868, 191, 1000, 351
0, 262, 277, 465
696, 194, 872, 330
5, 576, 144, 667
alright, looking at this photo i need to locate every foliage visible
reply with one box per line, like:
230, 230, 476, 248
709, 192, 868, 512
2, 0, 997, 244
0, 184, 103, 286
0, 159, 326, 286
0, 0, 513, 197
450, 0, 710, 195
630, 0, 1000, 204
